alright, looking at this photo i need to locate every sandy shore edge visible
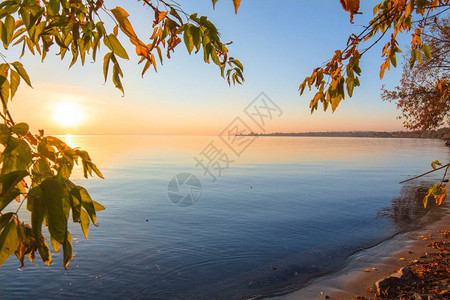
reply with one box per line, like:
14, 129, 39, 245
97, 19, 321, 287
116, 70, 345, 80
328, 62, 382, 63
272, 209, 450, 300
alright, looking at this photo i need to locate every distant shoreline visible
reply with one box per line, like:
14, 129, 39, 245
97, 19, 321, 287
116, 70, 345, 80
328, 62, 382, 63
239, 128, 450, 139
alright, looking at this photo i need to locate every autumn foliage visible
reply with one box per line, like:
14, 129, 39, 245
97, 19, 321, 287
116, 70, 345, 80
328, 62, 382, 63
382, 16, 450, 131
300, 0, 450, 114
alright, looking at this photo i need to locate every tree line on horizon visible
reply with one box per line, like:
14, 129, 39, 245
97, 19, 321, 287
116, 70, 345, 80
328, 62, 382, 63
243, 128, 450, 139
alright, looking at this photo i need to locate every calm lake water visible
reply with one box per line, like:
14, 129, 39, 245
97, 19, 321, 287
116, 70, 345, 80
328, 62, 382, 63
0, 135, 449, 299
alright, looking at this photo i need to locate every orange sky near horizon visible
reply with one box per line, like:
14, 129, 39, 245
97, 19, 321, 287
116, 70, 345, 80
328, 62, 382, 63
9, 81, 404, 136
6, 1, 409, 136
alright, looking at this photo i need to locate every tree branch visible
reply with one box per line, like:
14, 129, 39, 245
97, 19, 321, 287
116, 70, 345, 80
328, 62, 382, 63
399, 163, 450, 184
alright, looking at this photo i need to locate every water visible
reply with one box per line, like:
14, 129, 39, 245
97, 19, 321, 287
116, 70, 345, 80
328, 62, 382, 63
0, 135, 448, 299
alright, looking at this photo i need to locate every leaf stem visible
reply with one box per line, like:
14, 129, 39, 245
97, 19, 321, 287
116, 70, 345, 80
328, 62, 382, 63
0, 93, 14, 125
15, 194, 28, 215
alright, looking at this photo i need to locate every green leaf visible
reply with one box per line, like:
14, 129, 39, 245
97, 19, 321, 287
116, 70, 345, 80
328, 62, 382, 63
66, 182, 80, 217
11, 61, 31, 87
409, 48, 417, 69
37, 141, 56, 162
103, 52, 112, 83
0, 124, 10, 145
40, 180, 66, 244
80, 209, 90, 239
89, 162, 104, 179
2, 138, 32, 174
0, 74, 10, 104
232, 59, 244, 70
103, 34, 129, 60
50, 235, 61, 252
56, 158, 73, 183
183, 25, 194, 54
0, 170, 28, 211
0, 170, 28, 195
0, 21, 5, 46
0, 212, 13, 231
0, 216, 18, 266
3, 15, 14, 47
78, 186, 97, 226
112, 62, 124, 95
37, 240, 52, 266
9, 69, 19, 99
31, 158, 53, 186
346, 77, 355, 97
210, 49, 220, 65
10, 122, 28, 136
93, 200, 105, 211
421, 44, 432, 60
331, 96, 342, 113
390, 52, 397, 68
62, 231, 72, 269
48, 0, 59, 15
373, 3, 380, 15
28, 186, 44, 240
62, 190, 71, 221
192, 26, 201, 51
27, 6, 44, 30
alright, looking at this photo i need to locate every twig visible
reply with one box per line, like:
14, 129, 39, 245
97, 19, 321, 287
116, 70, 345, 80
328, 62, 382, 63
440, 164, 449, 185
15, 194, 28, 215
399, 163, 450, 183
0, 92, 14, 125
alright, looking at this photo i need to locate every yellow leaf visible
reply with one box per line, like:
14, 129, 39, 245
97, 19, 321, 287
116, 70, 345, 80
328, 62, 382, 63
364, 268, 371, 272
232, 0, 241, 13
431, 160, 442, 169
111, 7, 139, 40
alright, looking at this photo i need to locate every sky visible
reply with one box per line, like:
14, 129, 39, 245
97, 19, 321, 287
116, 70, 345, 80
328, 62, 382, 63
8, 0, 410, 135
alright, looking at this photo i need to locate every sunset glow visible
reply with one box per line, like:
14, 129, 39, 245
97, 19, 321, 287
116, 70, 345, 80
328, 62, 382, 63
52, 102, 84, 127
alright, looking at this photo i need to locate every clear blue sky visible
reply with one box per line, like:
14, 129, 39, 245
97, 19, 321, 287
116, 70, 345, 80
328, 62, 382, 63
9, 0, 408, 135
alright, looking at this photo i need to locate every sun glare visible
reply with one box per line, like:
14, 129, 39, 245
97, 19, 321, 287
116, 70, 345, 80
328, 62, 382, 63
53, 102, 84, 127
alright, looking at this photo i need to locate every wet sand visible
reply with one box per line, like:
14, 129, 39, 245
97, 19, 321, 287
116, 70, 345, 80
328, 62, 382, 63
273, 209, 450, 300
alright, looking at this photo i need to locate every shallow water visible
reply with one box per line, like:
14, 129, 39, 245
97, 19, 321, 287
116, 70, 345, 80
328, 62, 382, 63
0, 135, 448, 299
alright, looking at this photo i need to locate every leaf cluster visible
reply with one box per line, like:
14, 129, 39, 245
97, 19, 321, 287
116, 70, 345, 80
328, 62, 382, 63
0, 0, 244, 95
0, 124, 104, 269
300, 0, 450, 114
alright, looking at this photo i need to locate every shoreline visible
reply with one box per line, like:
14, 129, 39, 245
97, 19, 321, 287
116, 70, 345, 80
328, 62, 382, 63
272, 208, 449, 300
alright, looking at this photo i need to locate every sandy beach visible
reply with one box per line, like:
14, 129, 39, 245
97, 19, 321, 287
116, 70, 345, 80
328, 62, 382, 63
273, 208, 450, 300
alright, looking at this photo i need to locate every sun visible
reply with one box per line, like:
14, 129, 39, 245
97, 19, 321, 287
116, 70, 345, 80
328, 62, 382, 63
52, 102, 84, 127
